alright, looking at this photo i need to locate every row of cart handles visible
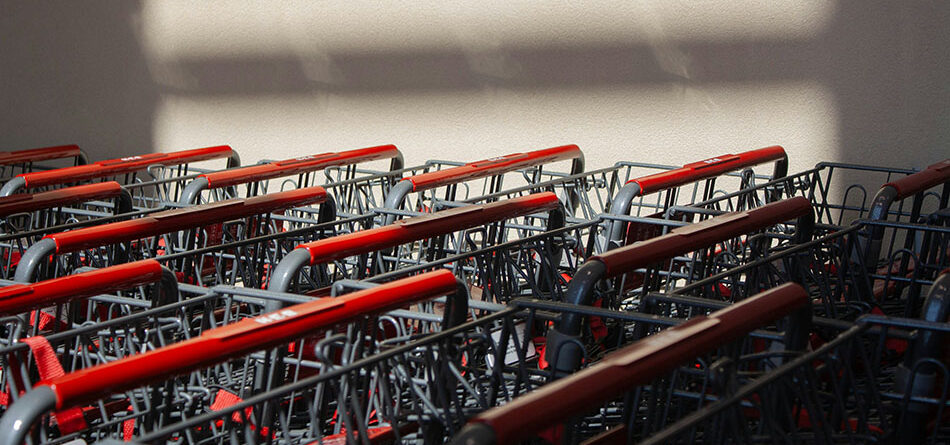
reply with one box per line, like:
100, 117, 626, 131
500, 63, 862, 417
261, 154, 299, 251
0, 141, 947, 444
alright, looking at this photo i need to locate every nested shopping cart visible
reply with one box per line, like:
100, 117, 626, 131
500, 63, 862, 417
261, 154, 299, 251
177, 144, 404, 214
0, 269, 469, 445
446, 283, 809, 445
0, 145, 88, 181
676, 157, 949, 230
13, 187, 333, 283
0, 145, 241, 209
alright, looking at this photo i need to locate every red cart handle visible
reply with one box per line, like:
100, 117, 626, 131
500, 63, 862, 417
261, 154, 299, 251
405, 145, 582, 192
453, 283, 809, 445
630, 145, 787, 195
0, 182, 128, 218
301, 192, 559, 265
880, 159, 950, 201
595, 196, 812, 277
0, 260, 167, 315
45, 186, 327, 254
15, 145, 237, 189
0, 145, 85, 166
38, 269, 458, 409
200, 145, 400, 188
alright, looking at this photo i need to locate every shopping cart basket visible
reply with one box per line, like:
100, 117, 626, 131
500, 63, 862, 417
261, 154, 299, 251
623, 270, 950, 445
448, 283, 809, 445
0, 145, 88, 181
0, 270, 466, 445
266, 192, 570, 305
13, 186, 332, 283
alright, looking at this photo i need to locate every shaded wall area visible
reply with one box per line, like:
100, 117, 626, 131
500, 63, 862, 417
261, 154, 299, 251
1, 1, 946, 172
0, 1, 157, 160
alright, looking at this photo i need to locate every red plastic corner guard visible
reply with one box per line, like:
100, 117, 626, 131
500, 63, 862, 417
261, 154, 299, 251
45, 186, 327, 254
630, 145, 786, 195
17, 145, 235, 189
39, 269, 459, 410
405, 145, 581, 192
0, 260, 163, 315
0, 145, 83, 166
0, 182, 124, 218
297, 192, 560, 265
470, 282, 809, 445
881, 159, 950, 200
593, 196, 812, 277
201, 144, 400, 188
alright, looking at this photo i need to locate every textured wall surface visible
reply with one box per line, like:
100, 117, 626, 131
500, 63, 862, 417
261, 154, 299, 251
2, 1, 947, 174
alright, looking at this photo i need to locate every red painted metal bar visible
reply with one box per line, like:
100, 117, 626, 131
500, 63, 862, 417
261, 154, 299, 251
881, 159, 950, 201
0, 260, 164, 315
200, 144, 400, 188
405, 145, 582, 192
0, 145, 84, 166
0, 182, 125, 218
16, 145, 236, 189
296, 192, 560, 265
595, 196, 812, 277
629, 145, 786, 195
37, 269, 459, 409
458, 282, 809, 445
45, 186, 327, 254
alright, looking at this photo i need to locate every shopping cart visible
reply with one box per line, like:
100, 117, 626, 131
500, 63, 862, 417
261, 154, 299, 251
0, 259, 179, 342
178, 144, 403, 211
0, 145, 88, 181
0, 145, 242, 209
13, 187, 332, 283
677, 157, 949, 231
265, 192, 570, 305
613, 270, 950, 445
380, 145, 584, 224
0, 269, 467, 445
447, 283, 809, 445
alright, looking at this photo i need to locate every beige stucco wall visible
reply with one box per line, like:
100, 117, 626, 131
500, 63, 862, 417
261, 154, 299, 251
2, 1, 947, 174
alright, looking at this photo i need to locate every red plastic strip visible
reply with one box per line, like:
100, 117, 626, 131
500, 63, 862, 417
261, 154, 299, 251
0, 182, 124, 218
40, 269, 458, 409
297, 192, 560, 265
45, 186, 327, 254
0, 260, 164, 316
202, 145, 399, 188
0, 145, 83, 166
17, 145, 235, 189
630, 145, 786, 195
593, 196, 811, 277
882, 159, 950, 200
406, 145, 581, 192
20, 336, 89, 433
470, 283, 809, 444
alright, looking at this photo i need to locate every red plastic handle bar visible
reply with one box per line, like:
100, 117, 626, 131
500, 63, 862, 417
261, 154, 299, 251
881, 159, 950, 200
39, 269, 459, 409
405, 145, 582, 192
297, 192, 560, 265
0, 260, 164, 315
201, 145, 400, 188
0, 145, 84, 166
630, 145, 786, 195
17, 145, 235, 188
594, 196, 812, 277
466, 282, 809, 445
0, 182, 124, 218
46, 186, 327, 254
